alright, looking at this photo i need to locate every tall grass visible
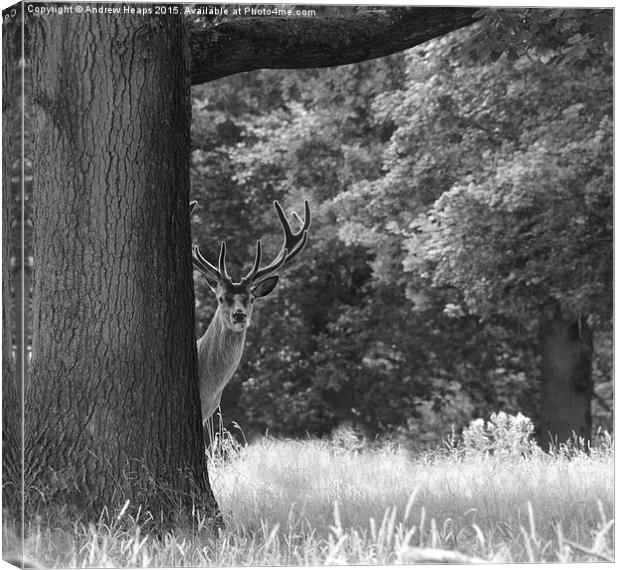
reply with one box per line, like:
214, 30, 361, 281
4, 425, 614, 566
209, 434, 613, 563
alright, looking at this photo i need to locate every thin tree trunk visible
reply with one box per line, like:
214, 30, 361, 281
26, 12, 219, 526
538, 311, 593, 450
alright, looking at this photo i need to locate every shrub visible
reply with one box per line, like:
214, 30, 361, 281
454, 411, 540, 458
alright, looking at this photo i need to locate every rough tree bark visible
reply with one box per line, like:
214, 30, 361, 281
25, 12, 219, 524
190, 7, 482, 84
538, 309, 593, 450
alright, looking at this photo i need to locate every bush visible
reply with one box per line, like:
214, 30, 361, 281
450, 411, 540, 458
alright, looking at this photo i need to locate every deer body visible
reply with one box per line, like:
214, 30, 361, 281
191, 200, 311, 424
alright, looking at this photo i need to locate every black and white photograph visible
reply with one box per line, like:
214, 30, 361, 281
1, 1, 614, 566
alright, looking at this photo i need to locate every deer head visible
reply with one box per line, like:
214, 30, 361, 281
191, 200, 311, 333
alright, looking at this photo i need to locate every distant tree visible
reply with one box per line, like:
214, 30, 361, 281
423, 93, 611, 446
421, 13, 612, 448
338, 10, 612, 447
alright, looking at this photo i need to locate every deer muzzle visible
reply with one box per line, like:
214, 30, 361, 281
232, 309, 247, 324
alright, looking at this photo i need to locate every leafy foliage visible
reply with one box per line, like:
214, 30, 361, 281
415, 48, 613, 322
189, 10, 612, 443
460, 9, 612, 67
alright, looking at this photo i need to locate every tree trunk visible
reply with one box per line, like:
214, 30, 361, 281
25, 12, 219, 526
538, 311, 593, 450
2, 6, 22, 520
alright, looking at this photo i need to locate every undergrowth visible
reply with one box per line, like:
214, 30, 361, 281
3, 413, 614, 566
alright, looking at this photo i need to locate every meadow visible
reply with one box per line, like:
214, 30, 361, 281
4, 419, 615, 566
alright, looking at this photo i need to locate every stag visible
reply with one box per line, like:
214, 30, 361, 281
190, 200, 311, 422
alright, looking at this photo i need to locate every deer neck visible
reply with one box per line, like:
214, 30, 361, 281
198, 308, 247, 375
195, 309, 248, 422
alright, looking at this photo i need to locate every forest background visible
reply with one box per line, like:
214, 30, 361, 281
185, 7, 613, 447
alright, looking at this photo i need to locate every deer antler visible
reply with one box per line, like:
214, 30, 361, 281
192, 242, 228, 283
243, 200, 311, 283
191, 200, 311, 285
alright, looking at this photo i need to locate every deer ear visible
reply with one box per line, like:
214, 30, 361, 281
252, 276, 279, 298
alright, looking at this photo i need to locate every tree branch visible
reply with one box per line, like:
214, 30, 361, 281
189, 8, 483, 85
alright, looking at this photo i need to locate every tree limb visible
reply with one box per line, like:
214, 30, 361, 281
189, 8, 483, 85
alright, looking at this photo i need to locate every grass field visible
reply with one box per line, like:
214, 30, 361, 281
4, 430, 614, 566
